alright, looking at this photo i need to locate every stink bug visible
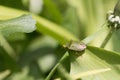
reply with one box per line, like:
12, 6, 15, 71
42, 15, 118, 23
63, 40, 87, 56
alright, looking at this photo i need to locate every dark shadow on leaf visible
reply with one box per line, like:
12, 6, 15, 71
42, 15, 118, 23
18, 47, 55, 67
17, 46, 55, 79
0, 46, 19, 72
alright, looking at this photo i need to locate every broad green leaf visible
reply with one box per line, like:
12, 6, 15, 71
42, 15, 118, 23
0, 6, 78, 44
0, 15, 36, 37
70, 46, 120, 80
0, 15, 36, 57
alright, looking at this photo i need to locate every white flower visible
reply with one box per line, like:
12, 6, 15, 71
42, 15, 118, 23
110, 18, 115, 22
114, 16, 120, 22
108, 15, 114, 21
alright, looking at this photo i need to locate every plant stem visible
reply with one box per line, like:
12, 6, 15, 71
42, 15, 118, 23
45, 52, 69, 80
100, 28, 113, 48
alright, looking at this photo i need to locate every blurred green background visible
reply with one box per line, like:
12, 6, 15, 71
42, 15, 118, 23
0, 0, 120, 80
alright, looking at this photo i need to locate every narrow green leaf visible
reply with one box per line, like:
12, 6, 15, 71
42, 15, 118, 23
0, 34, 15, 57
0, 70, 10, 80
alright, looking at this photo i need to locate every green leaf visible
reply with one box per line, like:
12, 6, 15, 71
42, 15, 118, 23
114, 0, 120, 16
62, 7, 80, 37
0, 6, 78, 44
0, 14, 36, 57
0, 46, 19, 72
0, 70, 10, 80
82, 27, 107, 44
0, 15, 36, 37
43, 0, 63, 24
70, 46, 120, 80
7, 32, 26, 41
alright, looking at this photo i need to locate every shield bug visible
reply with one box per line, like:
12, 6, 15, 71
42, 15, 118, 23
63, 40, 87, 56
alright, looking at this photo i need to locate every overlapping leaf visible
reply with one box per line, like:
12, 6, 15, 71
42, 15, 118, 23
0, 15, 36, 37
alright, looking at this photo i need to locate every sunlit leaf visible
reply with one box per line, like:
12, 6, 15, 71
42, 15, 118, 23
0, 15, 36, 37
0, 6, 78, 44
70, 46, 120, 80
0, 70, 10, 80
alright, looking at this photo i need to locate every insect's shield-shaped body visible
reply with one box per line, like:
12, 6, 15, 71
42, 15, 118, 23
68, 41, 86, 51
63, 40, 87, 56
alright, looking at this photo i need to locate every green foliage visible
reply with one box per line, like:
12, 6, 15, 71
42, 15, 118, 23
0, 0, 120, 80
0, 15, 36, 37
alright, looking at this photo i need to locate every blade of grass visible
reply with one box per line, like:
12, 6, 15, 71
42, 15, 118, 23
0, 70, 10, 80
0, 33, 15, 57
